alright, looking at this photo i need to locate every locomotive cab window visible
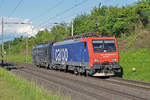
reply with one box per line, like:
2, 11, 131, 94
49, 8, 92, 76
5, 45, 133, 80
92, 40, 116, 53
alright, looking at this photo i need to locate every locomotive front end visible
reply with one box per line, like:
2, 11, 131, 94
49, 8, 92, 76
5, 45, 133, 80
87, 37, 123, 77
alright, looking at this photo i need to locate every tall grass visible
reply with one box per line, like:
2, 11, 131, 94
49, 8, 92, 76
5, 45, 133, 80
0, 68, 69, 100
120, 48, 150, 82
4, 55, 32, 64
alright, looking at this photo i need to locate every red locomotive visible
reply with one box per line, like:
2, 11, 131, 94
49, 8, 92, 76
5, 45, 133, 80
33, 33, 123, 77
81, 37, 122, 76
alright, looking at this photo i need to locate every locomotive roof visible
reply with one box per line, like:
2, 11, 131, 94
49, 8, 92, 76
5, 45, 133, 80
53, 38, 81, 46
33, 42, 51, 49
53, 37, 116, 46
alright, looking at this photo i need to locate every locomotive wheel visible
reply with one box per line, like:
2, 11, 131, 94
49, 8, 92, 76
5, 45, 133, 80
85, 70, 89, 77
36, 65, 40, 68
47, 64, 51, 69
46, 65, 49, 69
64, 68, 68, 72
49, 65, 52, 70
74, 69, 78, 75
118, 67, 123, 77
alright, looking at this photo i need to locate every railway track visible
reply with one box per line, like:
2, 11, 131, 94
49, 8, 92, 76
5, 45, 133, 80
108, 77, 150, 89
6, 62, 150, 100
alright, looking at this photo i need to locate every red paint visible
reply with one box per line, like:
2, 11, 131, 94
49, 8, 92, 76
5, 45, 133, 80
81, 37, 120, 69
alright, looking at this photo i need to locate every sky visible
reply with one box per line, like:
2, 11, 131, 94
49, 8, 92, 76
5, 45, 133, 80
0, 0, 139, 42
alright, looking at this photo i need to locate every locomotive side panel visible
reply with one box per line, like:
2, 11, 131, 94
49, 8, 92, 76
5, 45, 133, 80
52, 41, 89, 69
70, 42, 89, 68
52, 43, 71, 64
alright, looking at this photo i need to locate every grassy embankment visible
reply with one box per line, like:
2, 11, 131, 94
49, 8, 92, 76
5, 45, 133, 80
120, 48, 150, 82
118, 27, 150, 82
4, 55, 32, 64
0, 67, 69, 100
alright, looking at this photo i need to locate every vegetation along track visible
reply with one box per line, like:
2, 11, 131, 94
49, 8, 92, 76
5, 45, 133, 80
8, 62, 150, 100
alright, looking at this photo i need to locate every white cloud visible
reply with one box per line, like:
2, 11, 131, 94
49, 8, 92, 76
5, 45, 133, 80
39, 28, 45, 31
0, 17, 39, 37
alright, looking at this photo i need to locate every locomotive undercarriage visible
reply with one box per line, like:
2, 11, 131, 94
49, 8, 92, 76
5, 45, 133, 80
90, 62, 123, 77
50, 64, 86, 74
42, 62, 122, 77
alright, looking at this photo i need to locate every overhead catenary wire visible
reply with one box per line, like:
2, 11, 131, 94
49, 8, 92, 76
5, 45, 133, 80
37, 0, 88, 28
38, 0, 87, 27
31, 0, 64, 21
38, 3, 102, 35
8, 0, 23, 17
40, 1, 104, 30
54, 1, 106, 28
57, 6, 94, 22
42, 7, 93, 28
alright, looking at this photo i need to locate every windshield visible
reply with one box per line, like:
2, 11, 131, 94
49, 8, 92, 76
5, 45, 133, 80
92, 40, 116, 53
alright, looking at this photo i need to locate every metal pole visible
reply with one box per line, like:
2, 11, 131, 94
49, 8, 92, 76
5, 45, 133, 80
1, 17, 4, 65
71, 20, 74, 36
0, 21, 31, 64
26, 32, 28, 63
26, 25, 33, 64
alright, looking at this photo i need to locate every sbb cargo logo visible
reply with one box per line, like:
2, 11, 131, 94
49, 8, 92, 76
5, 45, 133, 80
55, 48, 68, 62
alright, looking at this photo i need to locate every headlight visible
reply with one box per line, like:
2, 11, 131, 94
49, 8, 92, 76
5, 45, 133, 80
94, 59, 100, 62
112, 58, 117, 61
